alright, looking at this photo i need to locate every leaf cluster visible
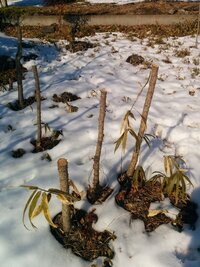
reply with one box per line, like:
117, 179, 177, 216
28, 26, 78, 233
150, 155, 193, 204
114, 110, 138, 153
132, 165, 146, 191
21, 181, 82, 230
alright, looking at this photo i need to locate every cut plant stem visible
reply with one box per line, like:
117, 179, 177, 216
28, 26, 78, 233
32, 65, 42, 149
16, 21, 24, 108
57, 158, 71, 233
92, 89, 107, 190
127, 64, 159, 178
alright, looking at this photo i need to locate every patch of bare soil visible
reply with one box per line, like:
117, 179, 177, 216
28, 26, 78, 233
66, 41, 94, 53
126, 54, 145, 66
11, 148, 26, 158
31, 134, 61, 153
50, 208, 116, 261
87, 185, 113, 205
53, 91, 81, 103
115, 173, 198, 232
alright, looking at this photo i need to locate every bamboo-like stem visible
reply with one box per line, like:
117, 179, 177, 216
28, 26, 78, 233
32, 65, 42, 148
127, 64, 159, 178
16, 21, 24, 108
57, 158, 71, 233
195, 3, 200, 48
92, 89, 107, 190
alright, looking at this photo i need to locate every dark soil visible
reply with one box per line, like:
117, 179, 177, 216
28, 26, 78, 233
87, 185, 113, 205
66, 41, 94, 53
52, 91, 81, 103
11, 148, 26, 158
126, 54, 145, 66
115, 172, 198, 232
31, 135, 61, 153
50, 208, 116, 261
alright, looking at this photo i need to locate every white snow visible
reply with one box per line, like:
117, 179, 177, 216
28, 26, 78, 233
1, 14, 200, 267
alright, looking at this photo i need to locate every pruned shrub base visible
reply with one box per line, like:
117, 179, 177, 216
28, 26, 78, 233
31, 136, 61, 153
115, 173, 198, 232
50, 209, 116, 261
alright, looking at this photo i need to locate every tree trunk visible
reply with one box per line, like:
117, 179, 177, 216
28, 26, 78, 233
16, 22, 24, 108
32, 65, 42, 149
0, 0, 8, 7
127, 64, 159, 178
92, 89, 107, 190
57, 158, 71, 233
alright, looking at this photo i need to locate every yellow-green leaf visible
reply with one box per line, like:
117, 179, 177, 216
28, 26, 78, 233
69, 180, 81, 197
28, 191, 41, 228
22, 189, 37, 230
114, 132, 124, 153
148, 209, 168, 217
31, 203, 43, 219
122, 129, 128, 152
56, 193, 73, 205
41, 192, 57, 228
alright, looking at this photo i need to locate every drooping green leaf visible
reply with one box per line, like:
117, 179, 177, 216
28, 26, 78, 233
41, 192, 57, 228
22, 189, 37, 230
28, 191, 41, 228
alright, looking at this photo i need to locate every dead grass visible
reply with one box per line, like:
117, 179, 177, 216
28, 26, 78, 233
174, 48, 191, 58
0, 2, 199, 16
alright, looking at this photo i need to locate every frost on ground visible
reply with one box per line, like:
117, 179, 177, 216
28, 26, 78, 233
0, 30, 200, 267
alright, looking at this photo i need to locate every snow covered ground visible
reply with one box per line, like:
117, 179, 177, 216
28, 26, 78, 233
1, 27, 200, 267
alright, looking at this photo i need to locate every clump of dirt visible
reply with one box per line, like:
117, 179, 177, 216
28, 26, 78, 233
66, 41, 94, 53
31, 134, 61, 153
11, 148, 26, 158
50, 208, 116, 261
87, 185, 113, 205
115, 172, 198, 232
53, 91, 81, 103
126, 54, 145, 66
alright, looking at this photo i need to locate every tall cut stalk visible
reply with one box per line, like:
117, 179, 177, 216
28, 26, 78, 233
32, 65, 42, 149
127, 64, 159, 178
16, 20, 24, 108
57, 158, 71, 233
92, 89, 107, 190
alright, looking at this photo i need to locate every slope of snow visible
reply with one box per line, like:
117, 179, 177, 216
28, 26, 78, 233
0, 30, 200, 267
